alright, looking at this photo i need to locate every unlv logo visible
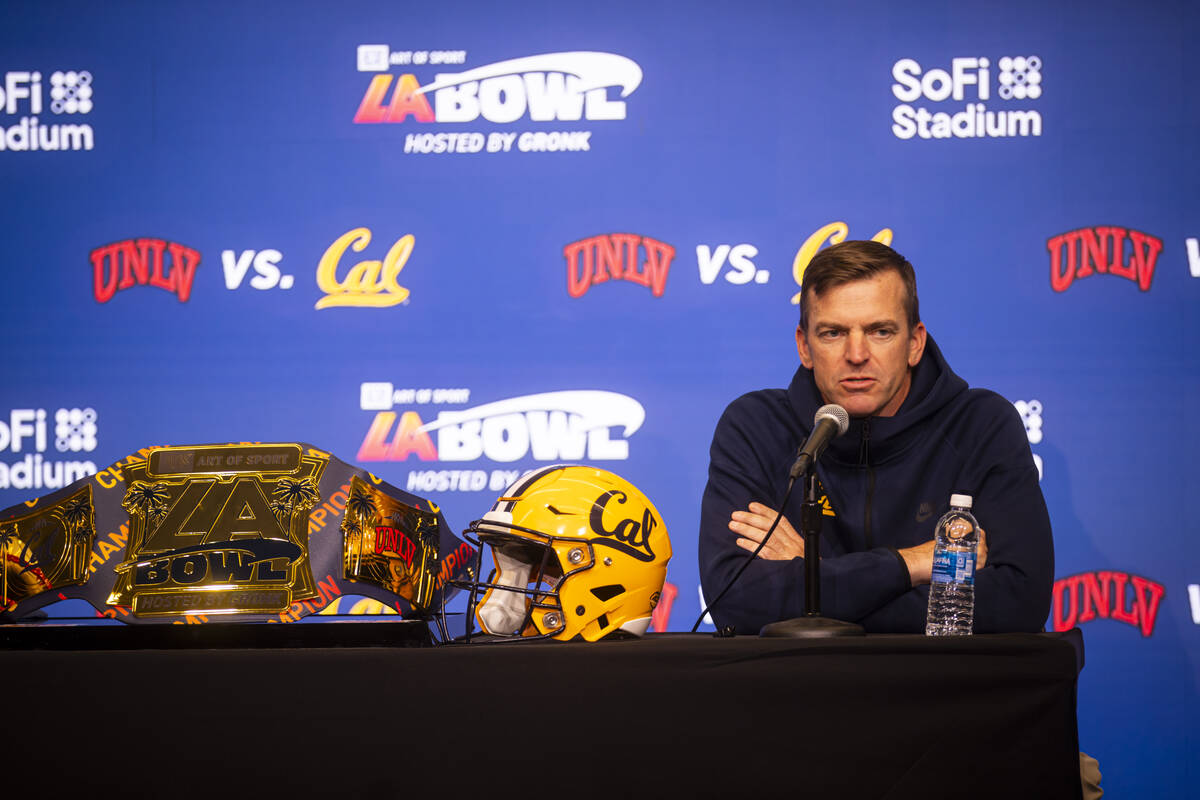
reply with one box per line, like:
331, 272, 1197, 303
564, 234, 675, 298
1051, 570, 1165, 637
374, 524, 417, 570
90, 238, 201, 303
588, 489, 657, 561
1046, 226, 1163, 292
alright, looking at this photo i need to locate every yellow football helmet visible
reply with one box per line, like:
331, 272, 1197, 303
457, 465, 671, 642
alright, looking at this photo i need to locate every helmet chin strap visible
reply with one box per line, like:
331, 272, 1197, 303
477, 548, 538, 635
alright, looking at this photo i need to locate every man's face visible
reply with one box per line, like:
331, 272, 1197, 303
796, 270, 927, 418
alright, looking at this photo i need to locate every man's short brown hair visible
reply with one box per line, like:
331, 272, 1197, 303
798, 240, 920, 333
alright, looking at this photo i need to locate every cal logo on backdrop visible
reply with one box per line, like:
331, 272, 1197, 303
315, 227, 413, 309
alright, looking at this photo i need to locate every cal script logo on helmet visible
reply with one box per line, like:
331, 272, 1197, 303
588, 489, 658, 562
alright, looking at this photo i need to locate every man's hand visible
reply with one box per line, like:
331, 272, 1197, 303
899, 528, 989, 585
729, 502, 805, 560
898, 540, 935, 585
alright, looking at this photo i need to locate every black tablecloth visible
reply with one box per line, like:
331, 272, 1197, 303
5, 631, 1081, 799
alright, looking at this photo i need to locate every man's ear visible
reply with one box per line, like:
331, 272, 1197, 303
907, 321, 928, 367
796, 325, 813, 369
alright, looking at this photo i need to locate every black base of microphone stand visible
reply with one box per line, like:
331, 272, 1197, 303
759, 615, 865, 638
758, 468, 865, 639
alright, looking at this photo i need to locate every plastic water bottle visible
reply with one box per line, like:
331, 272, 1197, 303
924, 494, 979, 636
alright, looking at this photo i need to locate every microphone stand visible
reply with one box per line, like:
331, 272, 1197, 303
759, 468, 865, 638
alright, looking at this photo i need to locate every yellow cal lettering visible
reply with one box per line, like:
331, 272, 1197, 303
315, 227, 413, 309
790, 222, 893, 305
316, 228, 370, 300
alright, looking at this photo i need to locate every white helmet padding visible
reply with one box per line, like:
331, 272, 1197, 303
475, 541, 559, 636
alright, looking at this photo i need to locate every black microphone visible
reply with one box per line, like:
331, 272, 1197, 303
788, 404, 850, 479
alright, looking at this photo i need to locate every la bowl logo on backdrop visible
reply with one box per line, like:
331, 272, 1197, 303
891, 56, 1042, 140
0, 70, 95, 152
353, 48, 642, 154
357, 385, 644, 493
315, 228, 413, 309
564, 234, 676, 298
0, 408, 99, 491
1051, 571, 1165, 637
90, 239, 202, 303
1046, 226, 1163, 292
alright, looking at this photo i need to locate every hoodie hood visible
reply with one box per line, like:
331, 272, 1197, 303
786, 334, 969, 466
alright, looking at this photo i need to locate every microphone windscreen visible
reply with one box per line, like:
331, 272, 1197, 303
814, 404, 850, 435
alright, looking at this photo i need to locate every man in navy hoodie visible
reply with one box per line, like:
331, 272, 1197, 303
699, 240, 1053, 633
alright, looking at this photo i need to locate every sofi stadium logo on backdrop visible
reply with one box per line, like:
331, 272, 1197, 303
356, 385, 644, 493
0, 70, 94, 152
1051, 571, 1165, 637
0, 408, 99, 491
353, 47, 642, 154
1047, 226, 1164, 292
891, 56, 1042, 140
1013, 399, 1044, 480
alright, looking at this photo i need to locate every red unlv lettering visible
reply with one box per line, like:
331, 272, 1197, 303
374, 525, 416, 569
1046, 226, 1162, 293
91, 238, 202, 303
564, 234, 675, 298
1051, 570, 1165, 637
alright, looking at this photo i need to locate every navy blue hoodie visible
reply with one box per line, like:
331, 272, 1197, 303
699, 336, 1053, 633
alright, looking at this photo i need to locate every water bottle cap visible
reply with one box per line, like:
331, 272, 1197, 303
949, 494, 973, 509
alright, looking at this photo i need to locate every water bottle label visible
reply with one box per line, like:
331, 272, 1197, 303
931, 550, 975, 585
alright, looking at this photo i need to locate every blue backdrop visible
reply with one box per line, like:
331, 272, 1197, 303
1, 0, 1196, 793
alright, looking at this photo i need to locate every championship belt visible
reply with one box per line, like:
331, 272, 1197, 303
0, 443, 476, 624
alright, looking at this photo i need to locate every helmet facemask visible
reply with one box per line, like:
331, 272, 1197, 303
472, 532, 570, 639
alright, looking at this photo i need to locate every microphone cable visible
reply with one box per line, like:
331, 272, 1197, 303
690, 474, 800, 633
